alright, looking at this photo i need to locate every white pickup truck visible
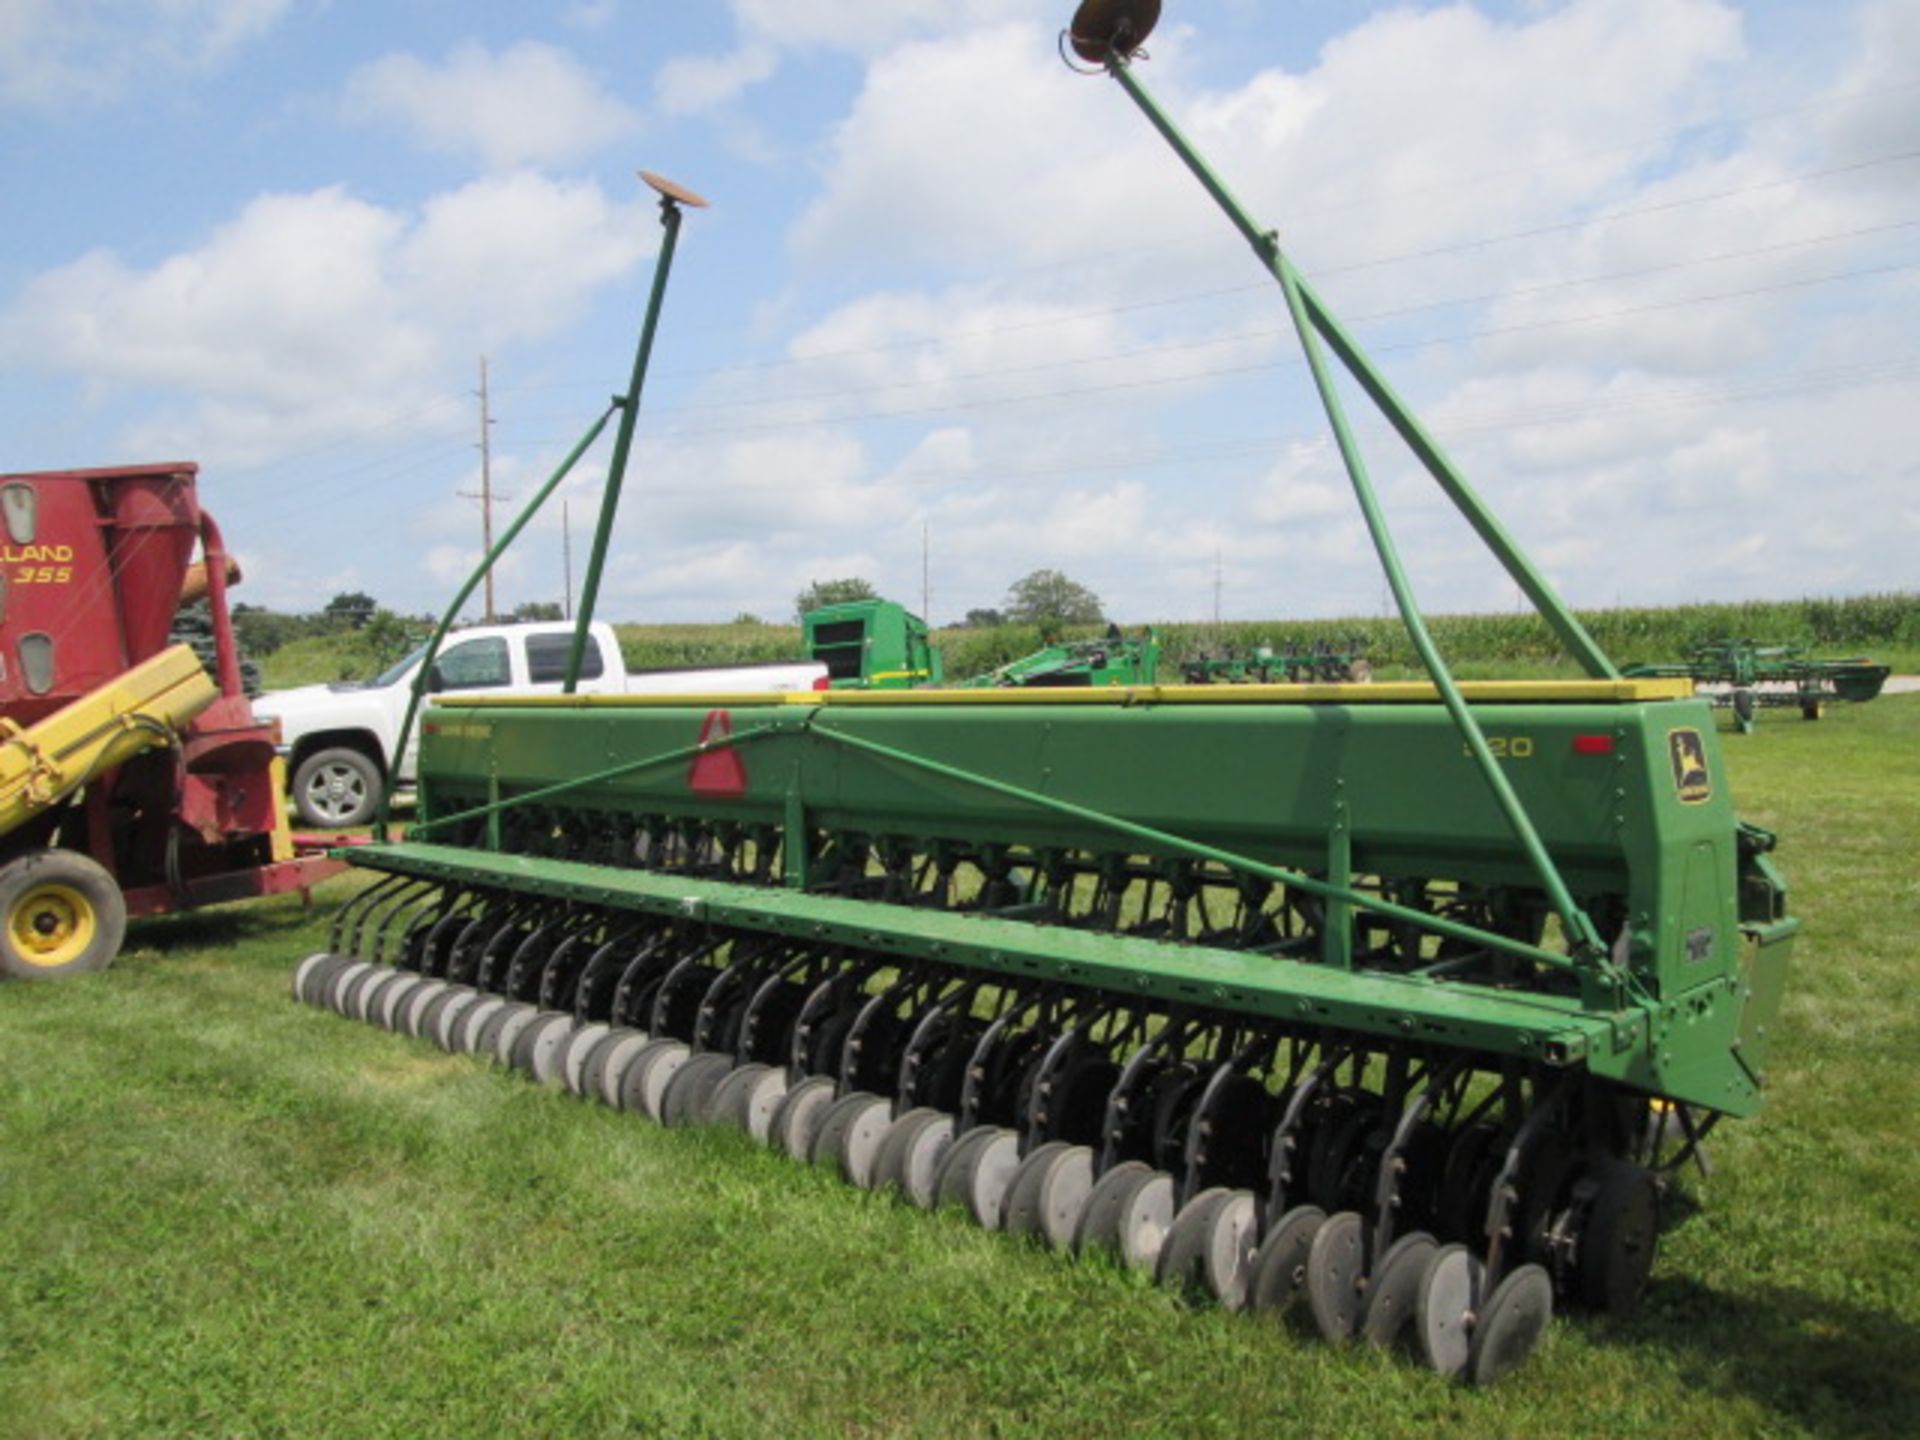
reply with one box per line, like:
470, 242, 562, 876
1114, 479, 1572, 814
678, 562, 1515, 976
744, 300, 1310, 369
254, 620, 826, 827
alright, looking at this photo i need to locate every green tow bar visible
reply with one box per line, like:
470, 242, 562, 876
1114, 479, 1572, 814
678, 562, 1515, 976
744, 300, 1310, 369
1076, 12, 1613, 966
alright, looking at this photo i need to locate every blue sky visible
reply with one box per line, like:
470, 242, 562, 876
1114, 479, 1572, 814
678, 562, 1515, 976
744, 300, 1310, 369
2, 0, 1915, 627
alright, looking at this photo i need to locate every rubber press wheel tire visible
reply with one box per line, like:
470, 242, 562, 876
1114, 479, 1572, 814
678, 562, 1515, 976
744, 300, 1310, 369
292, 746, 382, 829
0, 849, 127, 980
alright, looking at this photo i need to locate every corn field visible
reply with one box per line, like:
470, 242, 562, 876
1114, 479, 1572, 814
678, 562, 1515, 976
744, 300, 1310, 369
615, 593, 1920, 682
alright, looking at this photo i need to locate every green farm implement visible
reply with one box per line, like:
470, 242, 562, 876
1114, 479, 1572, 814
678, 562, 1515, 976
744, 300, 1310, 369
961, 626, 1161, 688
291, 6, 1799, 1389
1624, 638, 1891, 733
805, 599, 944, 690
1182, 637, 1372, 686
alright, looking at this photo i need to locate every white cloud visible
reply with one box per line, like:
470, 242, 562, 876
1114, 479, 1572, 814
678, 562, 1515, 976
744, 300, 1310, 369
654, 44, 778, 116
649, 0, 1033, 119
342, 41, 641, 171
730, 0, 1031, 56
564, 0, 618, 32
0, 0, 289, 109
1, 176, 651, 465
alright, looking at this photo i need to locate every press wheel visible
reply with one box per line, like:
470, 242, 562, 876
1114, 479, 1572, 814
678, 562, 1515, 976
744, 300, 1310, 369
1305, 1210, 1368, 1341
1415, 1242, 1486, 1378
1114, 1170, 1176, 1272
933, 1126, 1001, 1212
452, 997, 508, 1053
325, 961, 374, 1014
431, 990, 483, 1050
770, 1076, 837, 1158
486, 1003, 540, 1064
961, 1129, 1023, 1229
836, 1095, 897, 1188
1032, 1144, 1096, 1250
1579, 1159, 1661, 1315
292, 952, 334, 1003
1358, 1230, 1437, 1348
808, 1091, 880, 1166
1248, 1204, 1325, 1317
559, 1022, 613, 1094
398, 980, 451, 1039
594, 1031, 654, 1106
1468, 1263, 1553, 1386
415, 985, 469, 1044
733, 1066, 792, 1144
577, 1027, 641, 1100
1002, 1141, 1074, 1240
1157, 1187, 1258, 1310
662, 1052, 735, 1127
1073, 1160, 1153, 1256
356, 969, 410, 1024
934, 1126, 1021, 1228
708, 1062, 772, 1131
622, 1039, 691, 1121
521, 1013, 579, 1083
871, 1107, 950, 1202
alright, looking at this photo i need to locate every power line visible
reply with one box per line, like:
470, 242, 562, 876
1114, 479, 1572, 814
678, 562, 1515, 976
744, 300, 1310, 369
487, 351, 1920, 499
559, 259, 1915, 444
494, 149, 1920, 394
531, 219, 1917, 424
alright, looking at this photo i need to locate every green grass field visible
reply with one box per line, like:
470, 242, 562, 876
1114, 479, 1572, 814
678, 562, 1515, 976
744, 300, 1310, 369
3, 699, 1916, 1438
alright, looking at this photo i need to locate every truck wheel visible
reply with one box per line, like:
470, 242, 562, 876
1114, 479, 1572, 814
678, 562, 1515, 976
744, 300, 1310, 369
0, 849, 127, 980
293, 747, 382, 828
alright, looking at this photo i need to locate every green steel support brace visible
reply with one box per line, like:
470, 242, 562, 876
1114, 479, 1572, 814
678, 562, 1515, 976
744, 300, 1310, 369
1105, 56, 1609, 962
377, 403, 619, 841
564, 193, 689, 691
1323, 785, 1352, 970
783, 762, 809, 889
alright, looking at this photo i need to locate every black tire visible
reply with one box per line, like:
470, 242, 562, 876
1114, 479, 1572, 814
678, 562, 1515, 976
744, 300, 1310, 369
1731, 688, 1756, 732
292, 746, 383, 828
0, 849, 127, 980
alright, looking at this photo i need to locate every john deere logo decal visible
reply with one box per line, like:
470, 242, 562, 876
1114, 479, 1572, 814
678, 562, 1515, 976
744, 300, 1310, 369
1668, 728, 1711, 804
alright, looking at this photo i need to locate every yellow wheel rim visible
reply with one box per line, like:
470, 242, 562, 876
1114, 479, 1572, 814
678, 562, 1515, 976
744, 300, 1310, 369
10, 881, 97, 969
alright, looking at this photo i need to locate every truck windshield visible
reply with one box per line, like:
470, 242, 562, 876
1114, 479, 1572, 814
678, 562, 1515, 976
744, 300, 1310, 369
368, 644, 427, 689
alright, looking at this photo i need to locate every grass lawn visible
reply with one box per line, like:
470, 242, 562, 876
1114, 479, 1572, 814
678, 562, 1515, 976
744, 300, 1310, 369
2, 699, 1916, 1438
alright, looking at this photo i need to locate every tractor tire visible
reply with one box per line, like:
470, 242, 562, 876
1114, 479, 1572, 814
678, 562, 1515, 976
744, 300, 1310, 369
0, 849, 127, 980
293, 746, 382, 829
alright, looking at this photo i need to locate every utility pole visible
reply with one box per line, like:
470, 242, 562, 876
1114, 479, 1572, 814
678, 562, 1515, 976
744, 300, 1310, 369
921, 522, 930, 624
1212, 548, 1223, 627
562, 499, 574, 620
456, 355, 508, 621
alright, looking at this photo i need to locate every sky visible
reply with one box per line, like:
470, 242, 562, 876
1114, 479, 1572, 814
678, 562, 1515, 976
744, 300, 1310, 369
1, 0, 1915, 628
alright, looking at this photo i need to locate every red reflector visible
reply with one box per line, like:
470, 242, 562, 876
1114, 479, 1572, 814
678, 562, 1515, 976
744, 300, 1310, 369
812, 674, 831, 691
688, 709, 748, 796
1572, 734, 1615, 756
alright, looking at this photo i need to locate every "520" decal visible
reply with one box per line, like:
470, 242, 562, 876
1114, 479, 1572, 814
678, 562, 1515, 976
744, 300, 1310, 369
1463, 735, 1535, 759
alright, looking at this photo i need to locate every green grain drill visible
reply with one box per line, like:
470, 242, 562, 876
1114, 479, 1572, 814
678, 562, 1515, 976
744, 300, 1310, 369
291, 3, 1798, 1388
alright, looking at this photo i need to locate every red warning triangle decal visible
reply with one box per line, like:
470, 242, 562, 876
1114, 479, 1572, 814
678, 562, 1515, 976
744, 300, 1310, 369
688, 709, 748, 797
